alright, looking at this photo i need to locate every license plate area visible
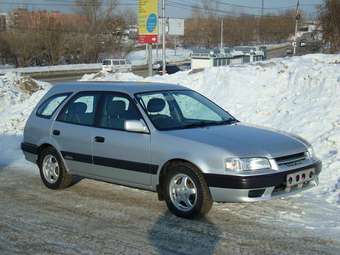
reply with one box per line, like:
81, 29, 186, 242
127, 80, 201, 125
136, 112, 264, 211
285, 168, 315, 191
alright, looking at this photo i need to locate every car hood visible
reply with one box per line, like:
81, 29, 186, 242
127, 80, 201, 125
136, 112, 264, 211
165, 123, 307, 158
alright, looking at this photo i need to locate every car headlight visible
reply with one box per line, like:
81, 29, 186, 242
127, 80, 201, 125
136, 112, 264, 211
307, 146, 315, 159
225, 158, 271, 172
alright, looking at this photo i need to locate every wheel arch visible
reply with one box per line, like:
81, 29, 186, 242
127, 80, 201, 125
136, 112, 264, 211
156, 158, 204, 201
36, 143, 69, 172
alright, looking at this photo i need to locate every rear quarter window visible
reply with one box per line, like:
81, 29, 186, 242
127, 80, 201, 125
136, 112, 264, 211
36, 93, 70, 119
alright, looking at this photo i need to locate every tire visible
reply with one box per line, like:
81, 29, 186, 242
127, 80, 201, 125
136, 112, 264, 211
38, 147, 72, 190
164, 162, 213, 219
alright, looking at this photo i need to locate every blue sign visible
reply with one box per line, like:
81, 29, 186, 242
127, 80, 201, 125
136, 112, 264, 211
147, 13, 157, 33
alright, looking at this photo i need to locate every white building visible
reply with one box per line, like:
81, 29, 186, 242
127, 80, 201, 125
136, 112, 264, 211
191, 47, 266, 70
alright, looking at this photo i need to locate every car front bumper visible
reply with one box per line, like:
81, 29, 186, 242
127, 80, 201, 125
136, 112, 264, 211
206, 160, 322, 202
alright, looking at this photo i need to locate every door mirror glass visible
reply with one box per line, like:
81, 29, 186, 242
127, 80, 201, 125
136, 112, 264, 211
124, 120, 149, 133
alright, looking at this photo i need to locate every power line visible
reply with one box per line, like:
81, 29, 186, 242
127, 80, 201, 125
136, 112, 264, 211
180, 0, 317, 10
167, 1, 297, 18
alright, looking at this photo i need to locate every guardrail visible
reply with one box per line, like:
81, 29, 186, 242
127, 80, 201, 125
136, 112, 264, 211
0, 60, 191, 79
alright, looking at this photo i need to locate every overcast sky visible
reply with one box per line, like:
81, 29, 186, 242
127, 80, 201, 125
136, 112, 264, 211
0, 0, 323, 18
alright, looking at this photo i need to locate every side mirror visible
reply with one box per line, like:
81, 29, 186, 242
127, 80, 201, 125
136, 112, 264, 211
124, 120, 149, 134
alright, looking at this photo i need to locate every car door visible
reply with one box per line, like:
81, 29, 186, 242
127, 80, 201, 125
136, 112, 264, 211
91, 92, 153, 187
52, 92, 101, 176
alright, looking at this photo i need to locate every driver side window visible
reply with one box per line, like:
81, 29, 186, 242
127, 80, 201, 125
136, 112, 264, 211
98, 94, 142, 131
139, 93, 171, 117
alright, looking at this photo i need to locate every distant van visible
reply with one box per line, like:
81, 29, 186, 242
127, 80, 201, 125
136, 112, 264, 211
102, 59, 132, 73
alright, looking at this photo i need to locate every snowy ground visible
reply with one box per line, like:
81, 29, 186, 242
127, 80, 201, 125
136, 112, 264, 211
0, 54, 339, 253
264, 42, 290, 50
0, 72, 50, 168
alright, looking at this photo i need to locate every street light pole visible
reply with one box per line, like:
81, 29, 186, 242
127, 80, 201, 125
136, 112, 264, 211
220, 18, 224, 51
162, 0, 166, 75
293, 0, 300, 56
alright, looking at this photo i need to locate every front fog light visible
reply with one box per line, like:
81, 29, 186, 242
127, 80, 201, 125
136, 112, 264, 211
225, 158, 271, 172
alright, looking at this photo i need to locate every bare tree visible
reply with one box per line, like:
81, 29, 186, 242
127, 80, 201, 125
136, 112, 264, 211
75, 0, 118, 28
184, 11, 296, 47
319, 0, 340, 52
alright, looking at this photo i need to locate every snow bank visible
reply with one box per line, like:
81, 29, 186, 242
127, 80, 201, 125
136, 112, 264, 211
79, 71, 144, 82
0, 73, 50, 167
81, 54, 340, 205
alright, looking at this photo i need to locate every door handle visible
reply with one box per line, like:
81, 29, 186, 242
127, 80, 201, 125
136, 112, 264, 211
53, 130, 60, 136
94, 136, 105, 143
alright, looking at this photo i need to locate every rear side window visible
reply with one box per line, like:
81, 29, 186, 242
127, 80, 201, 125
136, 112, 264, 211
57, 92, 100, 126
98, 93, 142, 130
36, 93, 70, 119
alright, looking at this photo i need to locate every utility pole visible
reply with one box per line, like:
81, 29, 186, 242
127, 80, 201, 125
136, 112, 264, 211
220, 18, 224, 51
147, 44, 153, 76
161, 0, 166, 75
293, 0, 300, 56
260, 0, 264, 43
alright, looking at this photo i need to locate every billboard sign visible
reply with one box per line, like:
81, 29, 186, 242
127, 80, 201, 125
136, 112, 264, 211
138, 0, 158, 44
168, 18, 185, 36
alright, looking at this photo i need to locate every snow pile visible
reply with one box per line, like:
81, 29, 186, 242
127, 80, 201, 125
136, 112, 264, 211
126, 48, 192, 66
0, 73, 50, 167
81, 54, 340, 205
80, 71, 143, 82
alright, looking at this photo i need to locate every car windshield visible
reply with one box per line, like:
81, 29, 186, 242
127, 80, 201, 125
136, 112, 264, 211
136, 90, 237, 130
102, 60, 111, 65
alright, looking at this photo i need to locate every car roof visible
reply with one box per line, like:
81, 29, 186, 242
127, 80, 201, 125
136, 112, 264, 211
50, 81, 189, 95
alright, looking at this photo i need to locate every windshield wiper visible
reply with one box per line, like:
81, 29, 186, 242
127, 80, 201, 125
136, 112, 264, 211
182, 119, 238, 129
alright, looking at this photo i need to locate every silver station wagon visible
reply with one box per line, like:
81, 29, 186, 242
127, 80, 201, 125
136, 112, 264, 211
21, 82, 322, 218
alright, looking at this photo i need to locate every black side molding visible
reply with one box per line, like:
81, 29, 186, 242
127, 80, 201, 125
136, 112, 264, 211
21, 142, 39, 155
205, 161, 322, 189
61, 151, 159, 175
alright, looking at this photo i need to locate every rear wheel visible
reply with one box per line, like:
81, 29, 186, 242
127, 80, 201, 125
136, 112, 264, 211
38, 147, 72, 189
164, 162, 212, 219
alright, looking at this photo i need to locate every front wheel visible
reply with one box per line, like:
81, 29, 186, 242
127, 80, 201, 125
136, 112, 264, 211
164, 162, 213, 219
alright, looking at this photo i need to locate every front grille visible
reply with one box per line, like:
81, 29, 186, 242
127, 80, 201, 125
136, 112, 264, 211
275, 152, 307, 167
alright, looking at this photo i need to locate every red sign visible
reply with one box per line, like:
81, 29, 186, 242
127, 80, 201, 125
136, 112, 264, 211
138, 34, 158, 44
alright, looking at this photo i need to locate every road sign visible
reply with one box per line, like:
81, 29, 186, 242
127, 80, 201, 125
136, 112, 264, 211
138, 0, 158, 44
168, 18, 184, 36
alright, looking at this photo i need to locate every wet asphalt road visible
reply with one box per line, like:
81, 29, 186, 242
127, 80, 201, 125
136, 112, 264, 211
0, 165, 339, 255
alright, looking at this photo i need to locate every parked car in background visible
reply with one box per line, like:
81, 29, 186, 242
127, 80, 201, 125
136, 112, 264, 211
156, 64, 181, 75
286, 48, 293, 55
102, 59, 132, 73
299, 40, 307, 47
152, 60, 167, 70
21, 82, 321, 219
